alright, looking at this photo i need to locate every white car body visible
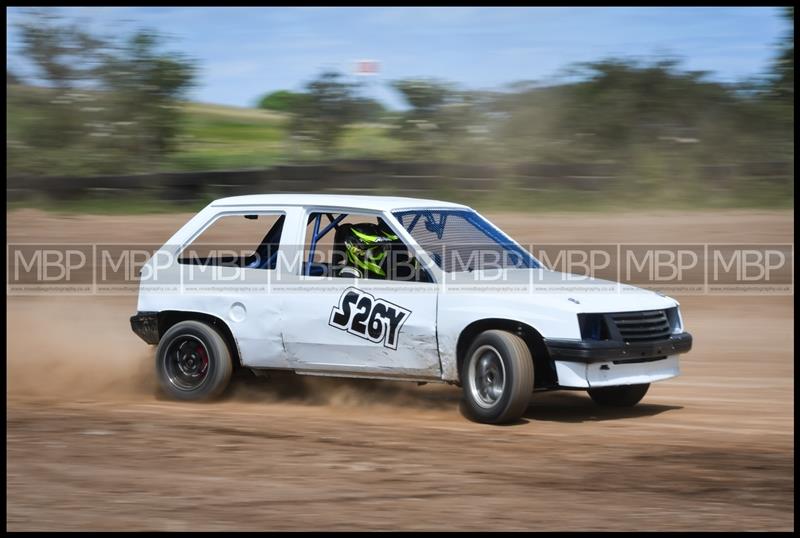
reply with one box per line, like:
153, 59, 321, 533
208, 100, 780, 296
132, 194, 692, 391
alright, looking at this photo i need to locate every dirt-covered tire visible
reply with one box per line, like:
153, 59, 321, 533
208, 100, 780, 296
587, 383, 650, 407
155, 320, 233, 401
460, 330, 534, 424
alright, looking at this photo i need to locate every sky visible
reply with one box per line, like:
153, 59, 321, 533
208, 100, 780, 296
5, 7, 789, 109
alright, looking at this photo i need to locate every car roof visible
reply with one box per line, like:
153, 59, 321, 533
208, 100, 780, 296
210, 193, 470, 212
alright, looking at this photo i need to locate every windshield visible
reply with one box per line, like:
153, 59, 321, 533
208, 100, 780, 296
393, 209, 541, 272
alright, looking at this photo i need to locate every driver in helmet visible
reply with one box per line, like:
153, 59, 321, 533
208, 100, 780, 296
336, 222, 399, 279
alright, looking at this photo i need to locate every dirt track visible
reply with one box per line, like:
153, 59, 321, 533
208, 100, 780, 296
6, 209, 794, 531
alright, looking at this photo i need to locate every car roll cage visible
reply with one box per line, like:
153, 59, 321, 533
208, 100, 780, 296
305, 212, 348, 276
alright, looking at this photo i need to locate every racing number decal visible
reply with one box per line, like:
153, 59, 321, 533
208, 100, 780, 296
329, 287, 411, 350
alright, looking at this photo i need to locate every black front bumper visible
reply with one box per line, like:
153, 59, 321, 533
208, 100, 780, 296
544, 332, 692, 363
130, 312, 160, 345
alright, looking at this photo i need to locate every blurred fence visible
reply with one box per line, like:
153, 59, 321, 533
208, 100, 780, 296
7, 159, 793, 203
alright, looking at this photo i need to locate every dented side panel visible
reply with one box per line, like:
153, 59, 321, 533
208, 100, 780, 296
137, 266, 289, 368
136, 205, 306, 368
279, 278, 442, 379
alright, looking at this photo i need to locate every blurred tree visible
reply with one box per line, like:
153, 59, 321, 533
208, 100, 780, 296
260, 88, 385, 122
392, 79, 450, 115
289, 71, 362, 156
100, 31, 197, 162
257, 90, 308, 112
11, 10, 105, 169
770, 7, 794, 103
759, 6, 794, 164
490, 58, 779, 165
390, 78, 473, 159
9, 11, 196, 175
7, 69, 20, 84
351, 97, 388, 123
16, 10, 105, 89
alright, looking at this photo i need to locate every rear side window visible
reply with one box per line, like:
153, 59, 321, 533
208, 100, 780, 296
179, 213, 285, 269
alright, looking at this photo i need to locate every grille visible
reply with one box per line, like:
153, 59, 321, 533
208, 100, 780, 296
610, 310, 672, 343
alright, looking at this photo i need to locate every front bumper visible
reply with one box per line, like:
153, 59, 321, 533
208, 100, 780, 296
130, 311, 159, 345
555, 355, 681, 389
544, 332, 692, 363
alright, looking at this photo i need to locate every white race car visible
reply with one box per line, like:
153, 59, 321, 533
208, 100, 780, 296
131, 194, 692, 424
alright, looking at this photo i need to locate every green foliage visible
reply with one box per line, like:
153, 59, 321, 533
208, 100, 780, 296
7, 9, 793, 212
484, 57, 794, 201
257, 90, 308, 112
337, 123, 406, 159
549, 59, 756, 160
288, 70, 364, 156
8, 10, 196, 175
390, 78, 466, 158
392, 79, 451, 113
258, 82, 388, 157
771, 7, 794, 104
351, 97, 388, 123
762, 7, 794, 160
389, 80, 520, 164
99, 31, 197, 166
165, 104, 286, 171
15, 9, 104, 89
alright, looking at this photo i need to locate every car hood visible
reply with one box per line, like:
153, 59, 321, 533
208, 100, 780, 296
440, 268, 678, 314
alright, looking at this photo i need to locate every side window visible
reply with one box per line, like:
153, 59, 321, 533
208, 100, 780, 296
394, 210, 537, 272
302, 212, 430, 282
179, 213, 285, 270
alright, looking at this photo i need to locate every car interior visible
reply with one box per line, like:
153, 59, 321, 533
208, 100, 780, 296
178, 214, 285, 269
177, 211, 431, 282
303, 213, 432, 282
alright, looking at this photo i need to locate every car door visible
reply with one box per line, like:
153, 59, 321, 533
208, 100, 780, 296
278, 209, 441, 380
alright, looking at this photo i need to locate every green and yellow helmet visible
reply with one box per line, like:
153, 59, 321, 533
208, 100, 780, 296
343, 222, 399, 278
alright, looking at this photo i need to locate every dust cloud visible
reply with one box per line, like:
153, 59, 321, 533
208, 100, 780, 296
7, 295, 459, 411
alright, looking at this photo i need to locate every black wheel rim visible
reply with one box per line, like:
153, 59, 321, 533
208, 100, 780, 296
164, 335, 210, 391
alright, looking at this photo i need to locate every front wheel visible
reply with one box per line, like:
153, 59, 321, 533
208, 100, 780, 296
461, 330, 534, 424
155, 320, 233, 400
587, 383, 650, 407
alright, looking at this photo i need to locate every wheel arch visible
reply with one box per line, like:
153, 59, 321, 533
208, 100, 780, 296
157, 310, 242, 367
456, 318, 557, 389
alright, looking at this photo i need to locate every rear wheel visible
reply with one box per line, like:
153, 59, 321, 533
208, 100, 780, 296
461, 330, 534, 424
156, 320, 233, 400
588, 383, 650, 407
